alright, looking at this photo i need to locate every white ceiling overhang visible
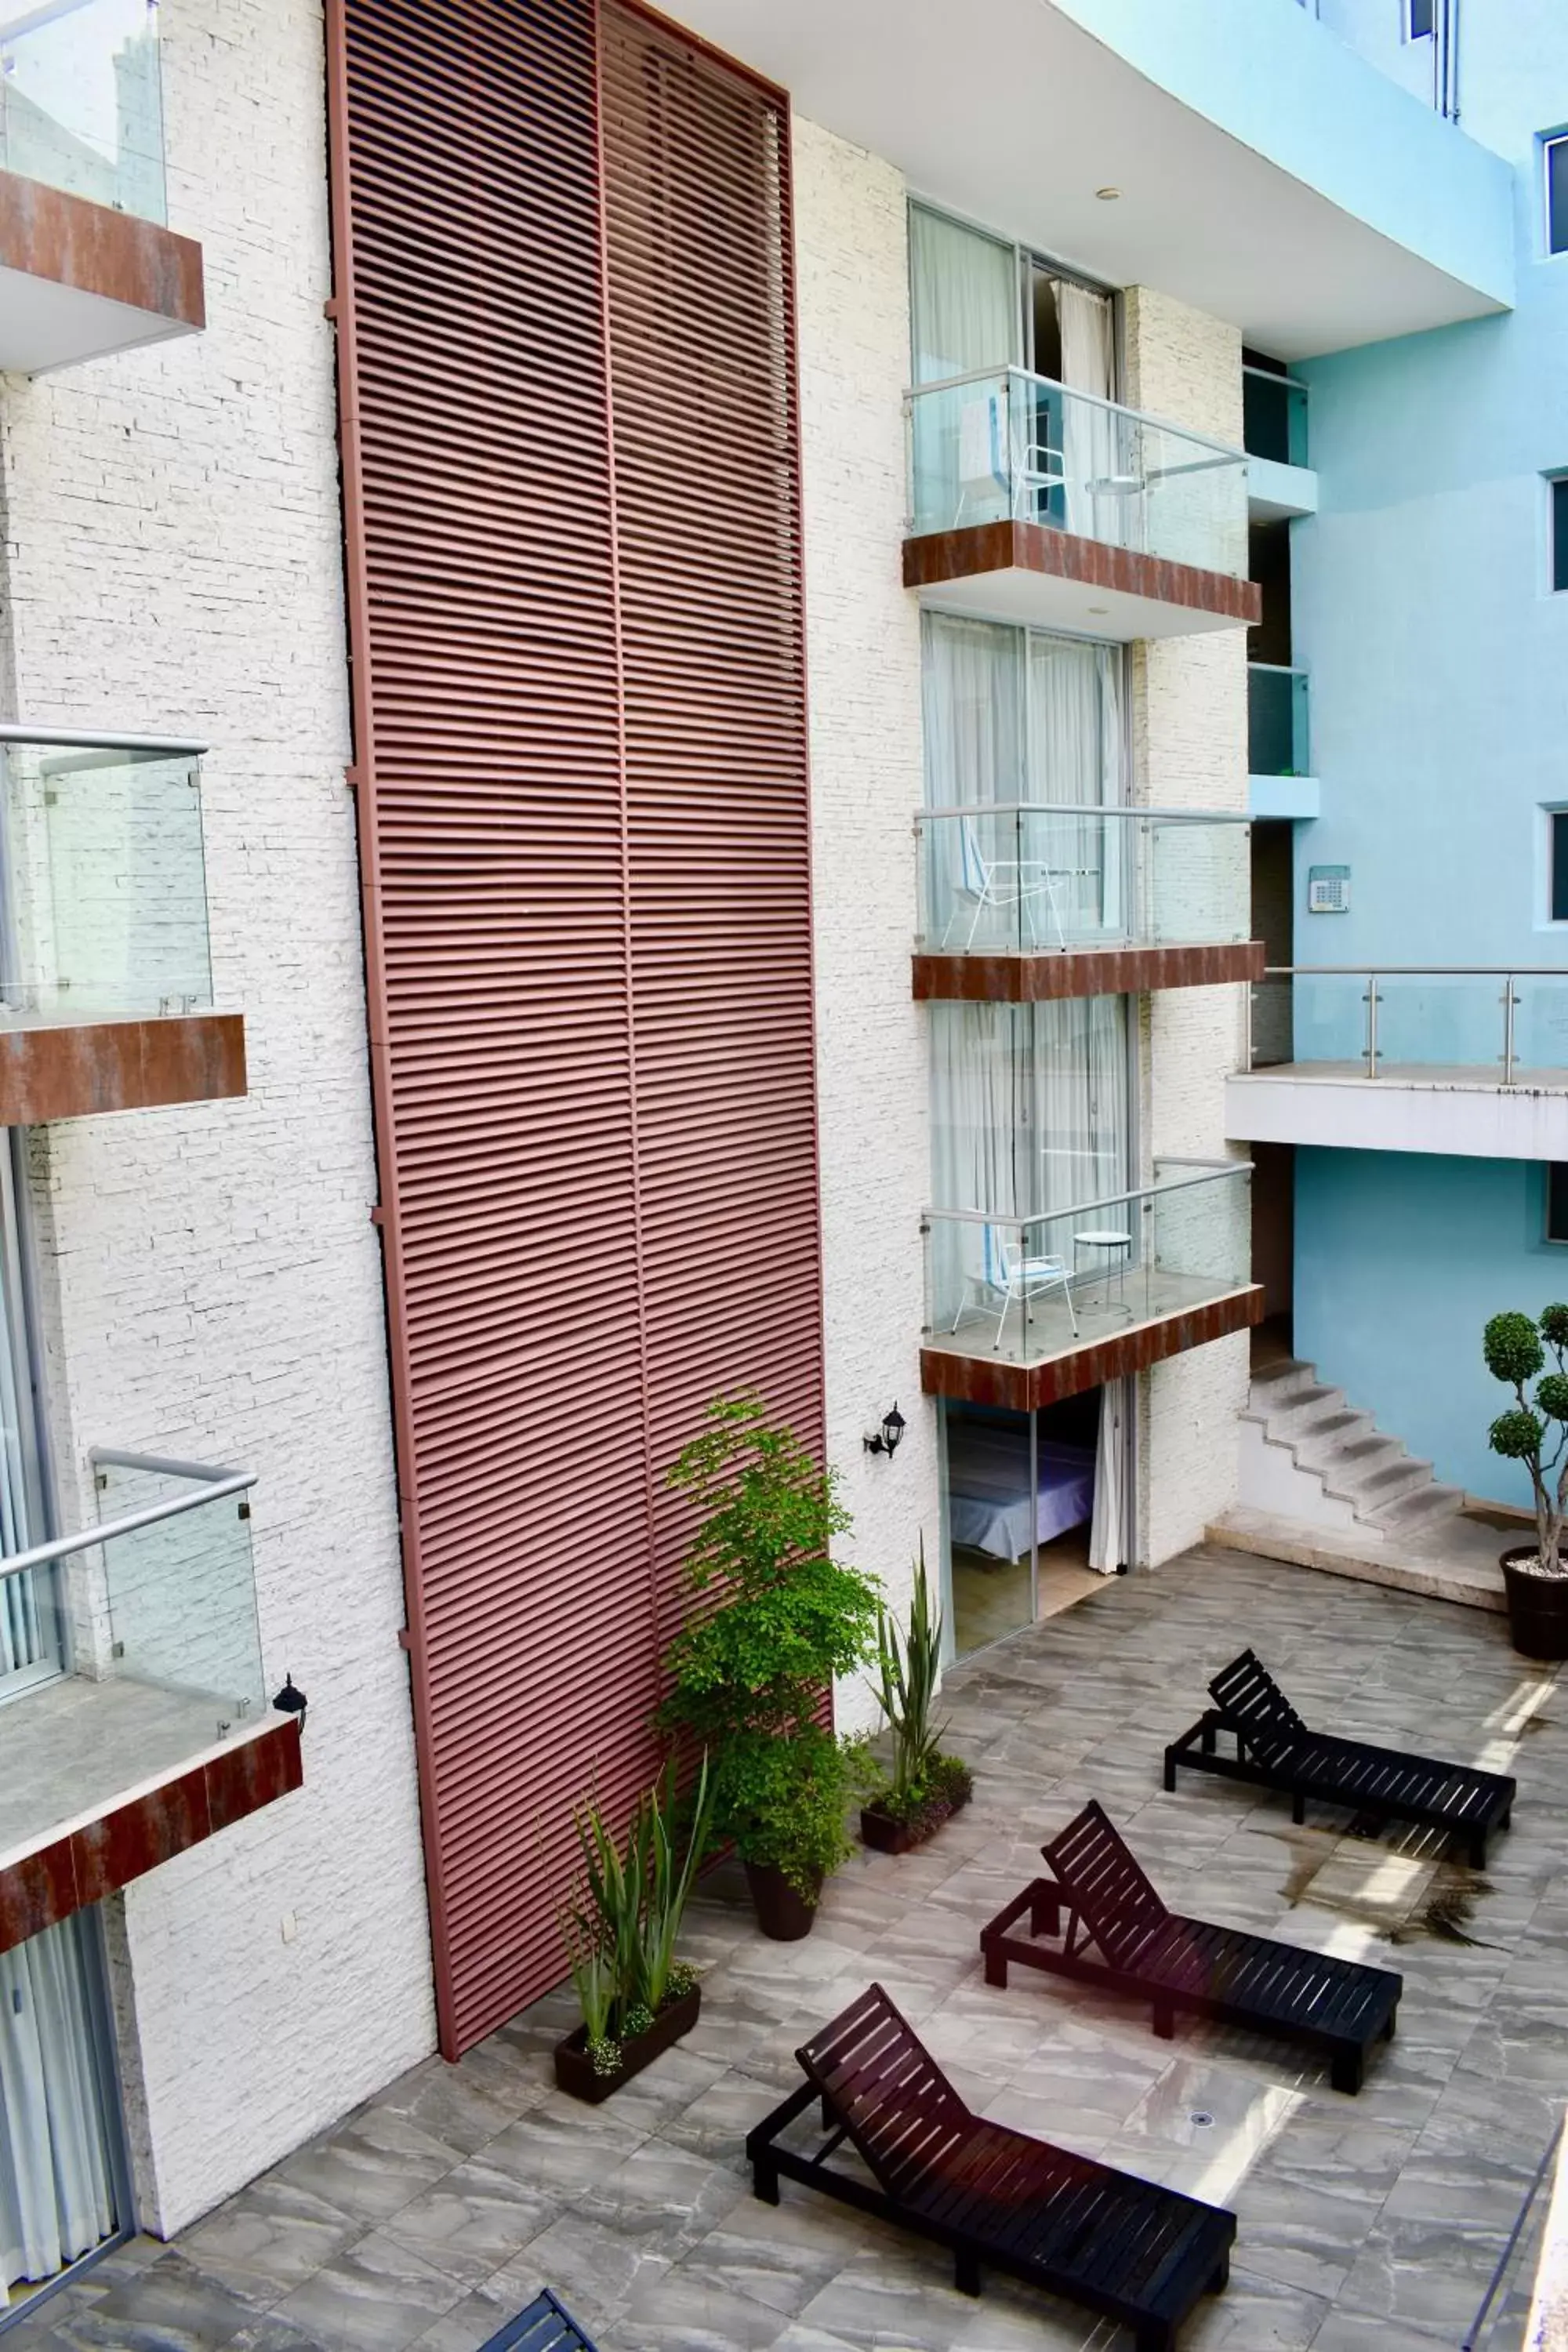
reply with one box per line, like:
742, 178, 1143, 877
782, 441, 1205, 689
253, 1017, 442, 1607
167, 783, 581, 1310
661, 0, 1515, 361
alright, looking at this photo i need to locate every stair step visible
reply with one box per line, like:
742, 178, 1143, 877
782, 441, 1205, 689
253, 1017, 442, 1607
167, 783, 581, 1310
1330, 1454, 1435, 1509
1247, 1352, 1465, 1539
1367, 1482, 1466, 1534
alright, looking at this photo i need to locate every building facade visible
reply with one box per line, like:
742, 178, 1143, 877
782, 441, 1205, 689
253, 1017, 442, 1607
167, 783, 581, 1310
1230, 0, 1568, 1523
0, 0, 1521, 2323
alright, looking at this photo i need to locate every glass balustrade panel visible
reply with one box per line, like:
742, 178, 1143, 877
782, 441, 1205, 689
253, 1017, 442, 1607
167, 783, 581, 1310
0, 0, 165, 223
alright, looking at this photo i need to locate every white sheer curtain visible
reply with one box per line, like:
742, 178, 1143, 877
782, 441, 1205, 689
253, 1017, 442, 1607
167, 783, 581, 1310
1055, 280, 1125, 543
930, 1000, 1129, 1316
909, 205, 1018, 384
1028, 636, 1124, 940
1089, 1377, 1129, 1573
0, 1915, 118, 2292
909, 205, 1020, 528
0, 1136, 49, 1682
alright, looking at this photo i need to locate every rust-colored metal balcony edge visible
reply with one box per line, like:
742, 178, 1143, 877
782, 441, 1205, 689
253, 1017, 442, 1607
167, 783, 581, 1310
0, 1012, 245, 1124
902, 520, 1261, 627
0, 1715, 301, 1957
914, 940, 1266, 1003
0, 169, 204, 350
921, 1284, 1264, 1412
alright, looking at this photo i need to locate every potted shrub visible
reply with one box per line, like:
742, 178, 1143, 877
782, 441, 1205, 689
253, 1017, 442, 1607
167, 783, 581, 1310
861, 1548, 973, 1857
659, 1393, 880, 1940
1483, 1307, 1568, 1659
554, 1756, 713, 2103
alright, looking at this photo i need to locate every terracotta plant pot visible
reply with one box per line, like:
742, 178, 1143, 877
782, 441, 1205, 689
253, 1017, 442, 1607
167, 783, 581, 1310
860, 1779, 971, 1857
553, 1984, 701, 2105
743, 1859, 822, 1940
1500, 1546, 1568, 1661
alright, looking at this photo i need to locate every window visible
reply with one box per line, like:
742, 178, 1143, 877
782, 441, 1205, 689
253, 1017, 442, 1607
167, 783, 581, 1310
1554, 476, 1568, 593
1548, 136, 1568, 256
1551, 810, 1568, 922
1548, 1164, 1568, 1243
1407, 0, 1434, 36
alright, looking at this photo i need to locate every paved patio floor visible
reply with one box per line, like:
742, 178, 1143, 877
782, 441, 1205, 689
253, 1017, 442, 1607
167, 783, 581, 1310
10, 1543, 1568, 2352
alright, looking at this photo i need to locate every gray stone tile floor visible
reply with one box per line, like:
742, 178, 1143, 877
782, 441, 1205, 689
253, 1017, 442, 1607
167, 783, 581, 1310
9, 1544, 1567, 2351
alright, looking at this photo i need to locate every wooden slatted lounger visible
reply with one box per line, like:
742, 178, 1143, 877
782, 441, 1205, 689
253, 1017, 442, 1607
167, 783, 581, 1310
982, 1799, 1403, 2092
745, 1981, 1235, 2352
476, 2289, 598, 2352
1163, 1648, 1516, 1869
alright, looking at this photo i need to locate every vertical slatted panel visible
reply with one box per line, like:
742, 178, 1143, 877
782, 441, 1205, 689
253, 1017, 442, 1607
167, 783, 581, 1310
599, 4, 825, 1645
330, 0, 822, 2056
332, 0, 659, 2056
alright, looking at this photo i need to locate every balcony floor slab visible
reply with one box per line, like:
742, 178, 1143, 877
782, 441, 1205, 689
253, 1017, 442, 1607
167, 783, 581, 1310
1229, 1065, 1568, 1159
924, 1272, 1262, 1408
0, 1674, 248, 1871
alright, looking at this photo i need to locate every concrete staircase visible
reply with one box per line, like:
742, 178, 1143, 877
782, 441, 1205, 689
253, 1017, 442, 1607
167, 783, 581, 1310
1240, 1356, 1467, 1540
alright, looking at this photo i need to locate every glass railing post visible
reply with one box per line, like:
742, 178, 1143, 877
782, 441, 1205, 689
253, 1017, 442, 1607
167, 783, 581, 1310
1364, 975, 1380, 1076
1503, 976, 1518, 1086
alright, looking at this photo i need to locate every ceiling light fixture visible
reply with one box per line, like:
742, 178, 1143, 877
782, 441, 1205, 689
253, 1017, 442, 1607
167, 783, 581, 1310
1095, 186, 1122, 201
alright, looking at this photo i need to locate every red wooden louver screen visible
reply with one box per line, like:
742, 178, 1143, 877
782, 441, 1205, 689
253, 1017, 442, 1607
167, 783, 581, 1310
328, 0, 822, 2056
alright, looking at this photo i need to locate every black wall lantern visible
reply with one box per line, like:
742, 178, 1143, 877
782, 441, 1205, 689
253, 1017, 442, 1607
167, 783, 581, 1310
272, 1672, 309, 1733
863, 1402, 906, 1459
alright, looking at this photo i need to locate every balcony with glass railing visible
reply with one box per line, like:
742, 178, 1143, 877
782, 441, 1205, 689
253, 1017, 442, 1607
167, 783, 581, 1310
0, 1449, 302, 1931
902, 368, 1257, 644
0, 728, 245, 1121
1247, 664, 1317, 818
1, 2, 203, 372
913, 801, 1260, 998
920, 1161, 1258, 1407
1229, 967, 1568, 1158
1243, 363, 1316, 524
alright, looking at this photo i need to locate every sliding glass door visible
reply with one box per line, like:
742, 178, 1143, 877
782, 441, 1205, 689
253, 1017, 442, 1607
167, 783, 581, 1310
921, 612, 1127, 954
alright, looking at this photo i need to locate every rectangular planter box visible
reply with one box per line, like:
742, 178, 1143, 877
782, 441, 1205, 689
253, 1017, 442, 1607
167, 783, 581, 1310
553, 1984, 701, 2105
861, 1782, 971, 1857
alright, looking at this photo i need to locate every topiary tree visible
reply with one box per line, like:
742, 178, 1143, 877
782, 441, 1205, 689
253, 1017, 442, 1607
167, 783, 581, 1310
1483, 1307, 1568, 1574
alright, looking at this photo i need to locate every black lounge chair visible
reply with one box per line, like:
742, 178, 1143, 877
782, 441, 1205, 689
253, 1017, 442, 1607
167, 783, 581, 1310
982, 1799, 1403, 2092
477, 2289, 598, 2351
1163, 1648, 1516, 1868
745, 1981, 1235, 2352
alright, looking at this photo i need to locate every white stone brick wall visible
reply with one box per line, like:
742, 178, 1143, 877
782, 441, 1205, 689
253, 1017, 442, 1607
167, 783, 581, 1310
0, 0, 434, 2237
792, 117, 937, 1730
1123, 288, 1252, 1563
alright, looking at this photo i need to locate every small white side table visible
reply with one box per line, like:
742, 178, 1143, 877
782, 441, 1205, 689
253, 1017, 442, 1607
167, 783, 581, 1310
1073, 1228, 1132, 1316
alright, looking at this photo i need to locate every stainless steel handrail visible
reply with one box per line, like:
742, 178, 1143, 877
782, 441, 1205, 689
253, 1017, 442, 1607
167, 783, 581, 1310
900, 362, 1245, 463
0, 725, 208, 755
0, 1448, 255, 1583
1261, 964, 1568, 978
923, 1161, 1250, 1231
917, 802, 1250, 826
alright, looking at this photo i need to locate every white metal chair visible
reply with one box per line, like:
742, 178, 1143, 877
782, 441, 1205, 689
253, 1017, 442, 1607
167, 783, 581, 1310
940, 818, 1097, 955
949, 1228, 1080, 1351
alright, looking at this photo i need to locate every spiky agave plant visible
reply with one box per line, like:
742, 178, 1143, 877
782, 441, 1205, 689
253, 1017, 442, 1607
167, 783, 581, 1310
871, 1543, 949, 1808
635, 1752, 713, 2016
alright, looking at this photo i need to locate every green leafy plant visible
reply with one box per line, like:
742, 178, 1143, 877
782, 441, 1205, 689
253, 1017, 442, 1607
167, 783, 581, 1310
659, 1392, 881, 1904
866, 1546, 972, 1834
560, 1755, 714, 2076
1483, 1306, 1568, 1575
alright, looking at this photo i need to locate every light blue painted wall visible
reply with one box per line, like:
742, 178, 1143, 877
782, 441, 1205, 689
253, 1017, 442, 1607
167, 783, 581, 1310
1294, 1148, 1568, 1508
1282, 13, 1568, 1504
1290, 23, 1568, 975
